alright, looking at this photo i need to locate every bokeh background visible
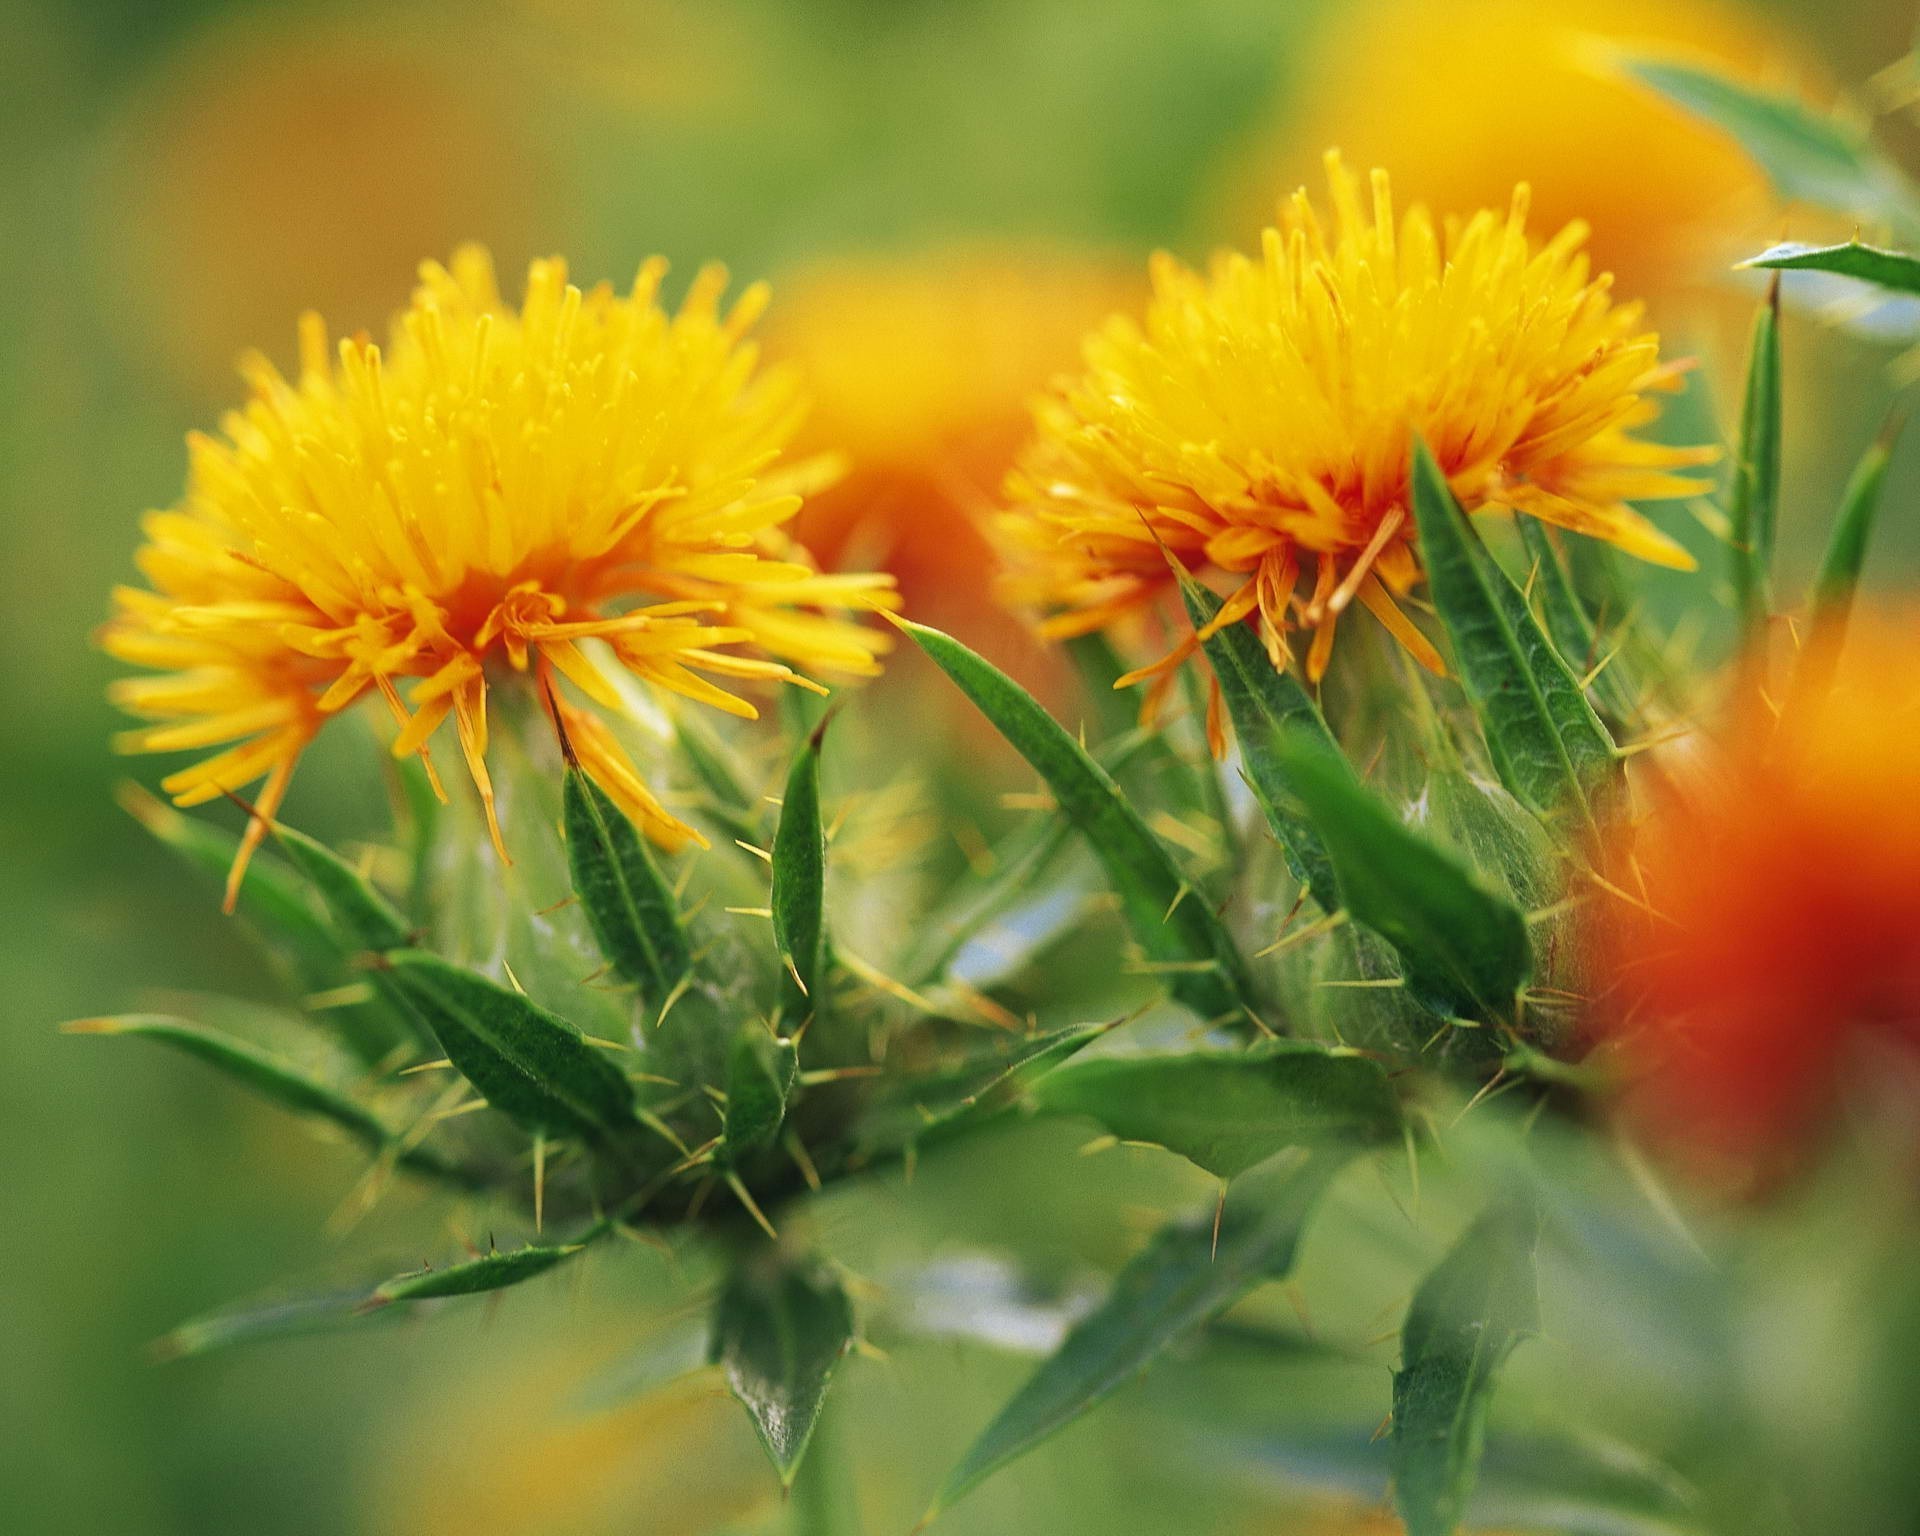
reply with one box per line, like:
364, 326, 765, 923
4, 0, 1917, 1531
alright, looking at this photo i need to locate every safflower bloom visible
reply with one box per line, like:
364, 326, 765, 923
1210, 0, 1792, 306
1597, 616, 1920, 1188
104, 247, 894, 905
996, 153, 1714, 690
767, 252, 1135, 677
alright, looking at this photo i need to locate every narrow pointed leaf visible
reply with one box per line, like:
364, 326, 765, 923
275, 823, 412, 952
772, 722, 828, 1024
1030, 1041, 1399, 1180
383, 950, 635, 1140
899, 618, 1254, 1025
563, 767, 691, 1009
122, 791, 407, 1063
1392, 1200, 1543, 1536
1744, 238, 1920, 295
1410, 440, 1621, 831
155, 1288, 392, 1360
1809, 422, 1900, 647
1726, 289, 1783, 638
1276, 734, 1530, 1021
854, 1022, 1108, 1158
723, 1024, 799, 1163
371, 1239, 591, 1305
62, 1013, 470, 1184
1177, 567, 1341, 909
711, 1254, 856, 1485
929, 1152, 1346, 1518
1515, 521, 1637, 728
1623, 58, 1915, 225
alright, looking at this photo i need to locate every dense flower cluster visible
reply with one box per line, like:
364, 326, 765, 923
106, 247, 893, 903
996, 153, 1713, 693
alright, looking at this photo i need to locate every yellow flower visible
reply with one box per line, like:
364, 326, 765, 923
1209, 0, 1799, 308
105, 247, 894, 906
996, 153, 1713, 693
765, 251, 1136, 678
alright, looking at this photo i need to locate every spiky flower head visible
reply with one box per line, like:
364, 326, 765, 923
105, 246, 894, 904
996, 153, 1714, 694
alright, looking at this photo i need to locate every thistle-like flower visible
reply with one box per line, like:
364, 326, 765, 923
996, 152, 1714, 691
104, 247, 895, 904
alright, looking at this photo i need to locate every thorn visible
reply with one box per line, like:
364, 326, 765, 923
1211, 1183, 1226, 1260
724, 1172, 778, 1241
533, 1133, 546, 1235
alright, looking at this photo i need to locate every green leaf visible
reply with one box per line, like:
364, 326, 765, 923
1623, 58, 1915, 227
928, 1152, 1346, 1518
62, 1014, 474, 1186
120, 790, 408, 1064
711, 1253, 856, 1486
772, 721, 829, 1025
899, 618, 1255, 1026
563, 767, 692, 1012
1726, 287, 1783, 638
1744, 238, 1920, 295
275, 823, 412, 953
854, 1022, 1109, 1158
1275, 734, 1530, 1022
154, 1288, 389, 1360
383, 950, 635, 1142
1409, 440, 1621, 833
1202, 1422, 1702, 1536
1810, 420, 1901, 646
723, 1024, 799, 1164
1030, 1041, 1399, 1180
1392, 1201, 1543, 1536
1514, 522, 1637, 729
370, 1239, 591, 1305
1176, 567, 1340, 910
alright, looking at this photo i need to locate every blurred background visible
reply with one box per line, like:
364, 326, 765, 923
4, 0, 1918, 1531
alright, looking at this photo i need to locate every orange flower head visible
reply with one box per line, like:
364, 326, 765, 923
995, 153, 1713, 693
105, 247, 894, 906
766, 252, 1136, 673
1600, 615, 1920, 1186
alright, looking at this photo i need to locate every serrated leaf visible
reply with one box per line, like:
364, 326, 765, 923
1275, 735, 1530, 1021
383, 950, 635, 1141
275, 823, 412, 952
1410, 440, 1621, 833
563, 767, 691, 1011
1514, 522, 1637, 729
928, 1152, 1345, 1518
772, 722, 828, 1025
1744, 238, 1920, 295
1030, 1041, 1399, 1180
1392, 1201, 1542, 1536
723, 1024, 799, 1164
1726, 288, 1783, 638
899, 618, 1255, 1026
1623, 58, 1916, 228
711, 1253, 855, 1485
1177, 568, 1341, 910
63, 1014, 475, 1186
121, 790, 408, 1064
371, 1240, 589, 1305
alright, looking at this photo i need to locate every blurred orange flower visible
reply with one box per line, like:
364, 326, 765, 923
1599, 614, 1920, 1185
1211, 0, 1807, 309
100, 10, 556, 393
765, 251, 1137, 683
